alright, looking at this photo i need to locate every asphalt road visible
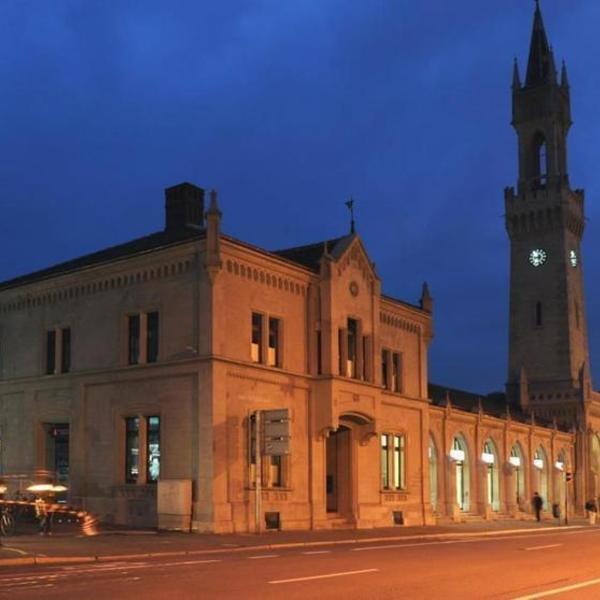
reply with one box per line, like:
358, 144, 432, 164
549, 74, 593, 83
2, 528, 600, 599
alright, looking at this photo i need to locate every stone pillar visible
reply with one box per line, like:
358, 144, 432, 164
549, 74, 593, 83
477, 461, 492, 519
445, 457, 460, 521
504, 463, 517, 517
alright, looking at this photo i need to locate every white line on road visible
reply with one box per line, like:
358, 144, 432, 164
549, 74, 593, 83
302, 550, 332, 555
1, 546, 28, 556
524, 544, 563, 551
512, 576, 600, 599
248, 554, 279, 559
270, 568, 379, 585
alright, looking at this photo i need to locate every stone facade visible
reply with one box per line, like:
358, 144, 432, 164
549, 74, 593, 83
0, 4, 591, 532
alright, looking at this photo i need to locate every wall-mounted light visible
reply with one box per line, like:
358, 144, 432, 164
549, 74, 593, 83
481, 452, 495, 464
533, 458, 544, 470
509, 456, 521, 467
449, 449, 465, 462
554, 461, 564, 471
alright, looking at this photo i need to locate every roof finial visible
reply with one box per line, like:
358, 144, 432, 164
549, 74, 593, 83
345, 197, 356, 234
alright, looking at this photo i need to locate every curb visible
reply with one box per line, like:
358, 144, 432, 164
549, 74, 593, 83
0, 525, 585, 568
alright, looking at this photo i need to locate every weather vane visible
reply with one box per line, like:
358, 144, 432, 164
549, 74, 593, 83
345, 197, 356, 234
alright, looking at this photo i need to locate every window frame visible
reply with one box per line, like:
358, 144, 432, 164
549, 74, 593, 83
380, 432, 407, 492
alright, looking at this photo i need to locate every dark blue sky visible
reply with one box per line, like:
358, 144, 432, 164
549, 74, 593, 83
1, 1, 599, 394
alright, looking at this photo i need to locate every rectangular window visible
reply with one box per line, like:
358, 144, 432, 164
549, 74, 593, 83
267, 317, 280, 367
146, 312, 159, 363
125, 417, 140, 484
392, 352, 402, 393
381, 349, 389, 389
251, 313, 263, 363
270, 455, 282, 488
347, 318, 358, 378
46, 330, 56, 375
147, 416, 161, 483
128, 315, 140, 365
61, 327, 71, 374
381, 434, 390, 489
393, 435, 406, 490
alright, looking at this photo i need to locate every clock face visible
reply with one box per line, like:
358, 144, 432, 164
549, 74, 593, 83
529, 249, 547, 267
569, 250, 578, 268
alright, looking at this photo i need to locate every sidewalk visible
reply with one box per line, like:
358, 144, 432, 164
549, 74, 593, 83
0, 518, 587, 568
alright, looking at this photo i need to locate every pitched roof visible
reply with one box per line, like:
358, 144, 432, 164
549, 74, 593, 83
272, 234, 354, 272
0, 226, 204, 291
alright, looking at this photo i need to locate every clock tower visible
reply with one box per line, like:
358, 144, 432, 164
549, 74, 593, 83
505, 1, 591, 424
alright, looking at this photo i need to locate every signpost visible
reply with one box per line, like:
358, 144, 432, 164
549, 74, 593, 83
250, 409, 290, 533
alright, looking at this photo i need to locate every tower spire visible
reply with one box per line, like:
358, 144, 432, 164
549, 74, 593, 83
525, 0, 556, 87
512, 58, 521, 89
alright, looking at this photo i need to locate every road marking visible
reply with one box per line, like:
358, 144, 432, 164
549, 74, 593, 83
248, 554, 279, 559
524, 544, 562, 551
303, 550, 332, 555
512, 576, 600, 599
269, 568, 379, 585
1, 546, 29, 556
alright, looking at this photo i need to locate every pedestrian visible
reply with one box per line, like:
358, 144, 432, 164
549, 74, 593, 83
585, 499, 597, 525
34, 496, 51, 536
532, 491, 543, 522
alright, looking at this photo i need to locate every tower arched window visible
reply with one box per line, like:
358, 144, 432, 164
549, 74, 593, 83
532, 132, 548, 188
535, 302, 543, 327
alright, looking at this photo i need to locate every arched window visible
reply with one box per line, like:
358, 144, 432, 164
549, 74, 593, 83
532, 132, 548, 187
482, 440, 500, 511
510, 443, 526, 508
429, 435, 438, 512
536, 302, 543, 327
451, 434, 470, 512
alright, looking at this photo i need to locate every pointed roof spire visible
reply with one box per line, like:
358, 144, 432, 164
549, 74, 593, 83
525, 0, 557, 87
512, 58, 522, 89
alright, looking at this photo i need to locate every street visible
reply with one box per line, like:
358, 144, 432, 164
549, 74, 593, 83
2, 527, 600, 599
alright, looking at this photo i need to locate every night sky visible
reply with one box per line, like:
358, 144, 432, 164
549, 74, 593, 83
1, 1, 599, 394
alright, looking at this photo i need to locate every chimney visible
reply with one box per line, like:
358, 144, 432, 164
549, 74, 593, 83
165, 182, 205, 231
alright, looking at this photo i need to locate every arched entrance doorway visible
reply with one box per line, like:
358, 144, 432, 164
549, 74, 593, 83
326, 425, 351, 515
510, 443, 526, 509
482, 439, 500, 512
451, 435, 470, 512
429, 435, 438, 512
533, 447, 549, 510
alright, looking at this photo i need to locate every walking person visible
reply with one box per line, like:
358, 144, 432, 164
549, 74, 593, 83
532, 491, 543, 522
585, 499, 597, 525
34, 496, 52, 536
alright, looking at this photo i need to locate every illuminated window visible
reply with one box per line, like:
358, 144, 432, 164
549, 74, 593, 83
347, 318, 358, 378
147, 416, 161, 483
381, 433, 406, 491
267, 317, 280, 367
125, 417, 140, 484
251, 313, 263, 363
381, 434, 390, 489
